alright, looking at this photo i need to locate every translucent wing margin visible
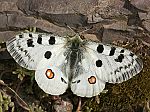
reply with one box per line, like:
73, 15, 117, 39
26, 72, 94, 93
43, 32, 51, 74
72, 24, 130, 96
85, 41, 143, 83
6, 32, 66, 70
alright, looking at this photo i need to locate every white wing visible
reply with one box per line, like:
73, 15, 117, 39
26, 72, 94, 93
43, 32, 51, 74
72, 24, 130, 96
35, 50, 69, 95
7, 32, 69, 95
6, 32, 66, 70
71, 41, 143, 97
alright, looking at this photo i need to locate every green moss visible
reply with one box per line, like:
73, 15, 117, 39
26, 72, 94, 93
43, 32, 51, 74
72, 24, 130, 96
0, 90, 15, 112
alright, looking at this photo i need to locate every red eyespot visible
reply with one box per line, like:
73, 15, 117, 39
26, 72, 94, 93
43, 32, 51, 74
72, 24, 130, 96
45, 69, 54, 79
88, 76, 96, 84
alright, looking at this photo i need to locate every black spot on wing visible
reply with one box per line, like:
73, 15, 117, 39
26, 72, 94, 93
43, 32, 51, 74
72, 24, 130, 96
20, 48, 23, 51
61, 77, 67, 84
120, 49, 124, 53
72, 79, 80, 84
77, 80, 80, 83
124, 65, 128, 69
115, 54, 124, 62
97, 44, 104, 53
44, 51, 52, 59
29, 33, 32, 37
128, 63, 131, 67
24, 50, 27, 55
49, 36, 55, 45
119, 66, 123, 70
130, 53, 134, 57
96, 60, 102, 67
37, 35, 42, 44
27, 39, 34, 47
19, 34, 23, 38
109, 47, 116, 56
114, 69, 120, 74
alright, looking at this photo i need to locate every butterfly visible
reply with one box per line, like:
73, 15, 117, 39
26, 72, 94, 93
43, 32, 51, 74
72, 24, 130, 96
6, 32, 143, 97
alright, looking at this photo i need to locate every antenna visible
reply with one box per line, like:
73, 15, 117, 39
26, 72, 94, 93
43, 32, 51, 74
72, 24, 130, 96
65, 23, 93, 37
65, 24, 76, 34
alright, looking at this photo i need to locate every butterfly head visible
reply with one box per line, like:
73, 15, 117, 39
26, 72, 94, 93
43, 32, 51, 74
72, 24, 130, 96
67, 34, 84, 49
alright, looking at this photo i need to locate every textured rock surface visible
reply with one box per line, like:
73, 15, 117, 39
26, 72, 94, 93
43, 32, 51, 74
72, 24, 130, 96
0, 0, 149, 44
0, 0, 148, 45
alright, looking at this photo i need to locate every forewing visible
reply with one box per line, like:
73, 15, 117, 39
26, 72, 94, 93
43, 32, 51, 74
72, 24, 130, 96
6, 32, 66, 70
85, 41, 143, 83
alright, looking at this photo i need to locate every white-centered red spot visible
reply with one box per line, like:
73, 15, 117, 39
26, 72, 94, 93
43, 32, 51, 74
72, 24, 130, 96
88, 76, 96, 84
45, 69, 54, 79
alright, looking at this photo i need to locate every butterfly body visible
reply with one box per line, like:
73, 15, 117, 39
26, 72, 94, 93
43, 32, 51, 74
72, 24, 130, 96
6, 32, 143, 97
65, 35, 84, 81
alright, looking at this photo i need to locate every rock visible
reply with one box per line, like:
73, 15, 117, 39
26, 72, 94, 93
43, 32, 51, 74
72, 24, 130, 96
130, 0, 150, 11
17, 0, 98, 14
0, 14, 7, 29
0, 0, 149, 45
0, 1, 18, 12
